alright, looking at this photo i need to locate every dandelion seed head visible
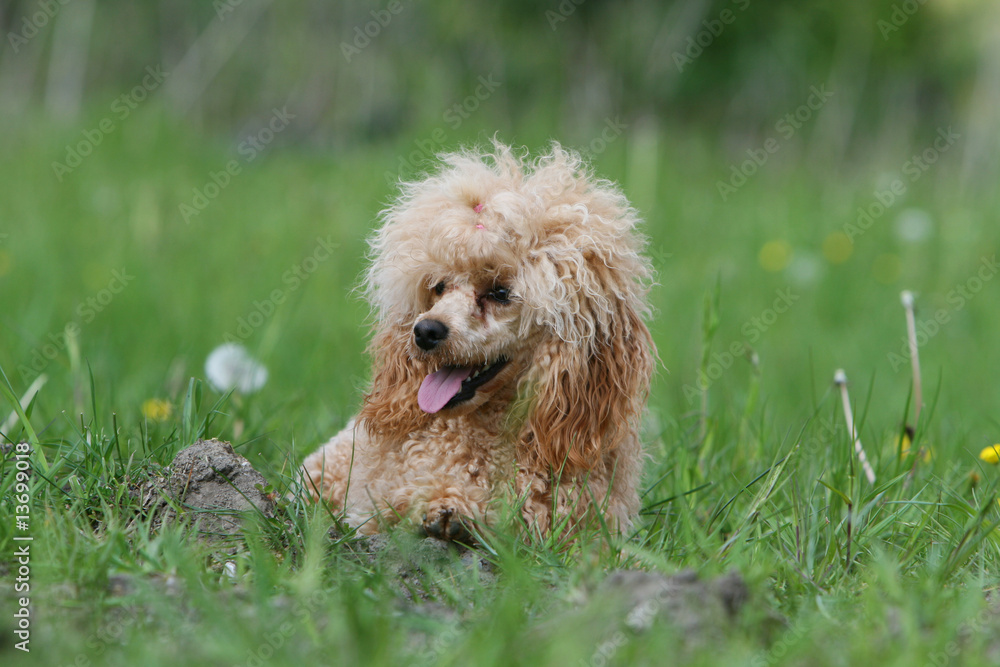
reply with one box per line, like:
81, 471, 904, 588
205, 343, 268, 394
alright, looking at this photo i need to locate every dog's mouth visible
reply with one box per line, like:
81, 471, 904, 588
417, 357, 509, 413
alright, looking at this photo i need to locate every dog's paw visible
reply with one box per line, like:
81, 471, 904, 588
421, 505, 472, 542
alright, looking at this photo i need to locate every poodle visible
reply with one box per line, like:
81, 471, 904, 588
301, 141, 655, 541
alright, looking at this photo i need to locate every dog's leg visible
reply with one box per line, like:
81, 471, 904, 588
421, 496, 477, 542
516, 471, 602, 539
515, 447, 641, 539
300, 418, 363, 508
514, 469, 554, 536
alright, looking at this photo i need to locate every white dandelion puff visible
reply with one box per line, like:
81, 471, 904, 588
787, 252, 822, 287
895, 208, 933, 243
205, 343, 268, 394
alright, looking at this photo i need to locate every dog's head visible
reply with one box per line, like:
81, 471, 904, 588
358, 141, 654, 474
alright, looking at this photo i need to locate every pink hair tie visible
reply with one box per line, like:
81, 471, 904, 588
473, 203, 484, 213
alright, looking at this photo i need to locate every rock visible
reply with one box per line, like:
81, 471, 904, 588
353, 532, 495, 602
148, 439, 275, 537
591, 569, 749, 644
107, 573, 138, 597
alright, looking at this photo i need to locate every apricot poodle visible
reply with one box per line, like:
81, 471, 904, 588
301, 141, 654, 541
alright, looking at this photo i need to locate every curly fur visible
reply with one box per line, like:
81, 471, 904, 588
301, 140, 655, 540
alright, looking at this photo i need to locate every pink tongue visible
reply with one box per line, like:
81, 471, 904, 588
418, 366, 474, 413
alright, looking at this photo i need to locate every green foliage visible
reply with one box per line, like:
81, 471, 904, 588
1, 110, 999, 664
0, 0, 991, 166
0, 2, 998, 658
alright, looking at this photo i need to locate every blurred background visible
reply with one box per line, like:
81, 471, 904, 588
0, 0, 997, 460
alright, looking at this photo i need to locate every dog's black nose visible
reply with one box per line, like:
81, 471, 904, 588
414, 319, 449, 351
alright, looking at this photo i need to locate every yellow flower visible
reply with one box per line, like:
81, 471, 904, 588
899, 431, 912, 455
822, 232, 853, 264
872, 253, 902, 284
897, 427, 931, 462
980, 445, 1000, 465
142, 398, 173, 422
758, 240, 792, 272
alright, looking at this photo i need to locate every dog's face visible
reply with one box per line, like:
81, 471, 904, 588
411, 270, 534, 415
359, 143, 654, 467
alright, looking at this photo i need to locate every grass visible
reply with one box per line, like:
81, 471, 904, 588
2, 106, 1000, 666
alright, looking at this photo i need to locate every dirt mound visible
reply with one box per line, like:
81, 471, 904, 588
145, 439, 275, 537
597, 569, 749, 637
542, 568, 751, 657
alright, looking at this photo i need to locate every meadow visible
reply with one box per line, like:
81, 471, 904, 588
2, 101, 1000, 666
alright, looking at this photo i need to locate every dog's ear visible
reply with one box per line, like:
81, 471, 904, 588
358, 324, 430, 443
519, 301, 653, 476
511, 145, 656, 476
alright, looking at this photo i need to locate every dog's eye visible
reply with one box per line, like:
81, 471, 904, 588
488, 285, 511, 303
434, 281, 446, 296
